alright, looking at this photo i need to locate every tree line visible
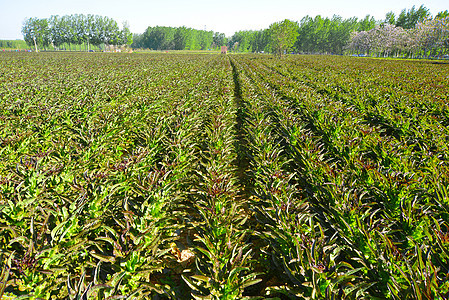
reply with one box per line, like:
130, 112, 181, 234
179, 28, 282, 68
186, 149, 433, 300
132, 27, 226, 50
21, 5, 448, 57
130, 5, 446, 56
347, 9, 449, 57
229, 6, 449, 55
21, 14, 133, 52
226, 15, 378, 54
0, 40, 28, 50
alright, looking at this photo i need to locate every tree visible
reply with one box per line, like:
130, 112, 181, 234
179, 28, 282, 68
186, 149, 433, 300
296, 16, 313, 52
347, 30, 374, 55
49, 15, 63, 50
414, 16, 449, 56
385, 12, 396, 25
61, 15, 74, 50
268, 19, 299, 57
198, 30, 213, 50
347, 11, 449, 58
84, 14, 95, 51
103, 16, 120, 46
73, 14, 86, 51
21, 14, 128, 51
135, 25, 223, 51
327, 15, 358, 54
38, 18, 50, 50
212, 32, 226, 49
311, 16, 330, 52
229, 31, 256, 52
436, 10, 449, 19
396, 5, 430, 29
174, 27, 189, 50
358, 15, 377, 31
121, 21, 133, 47
22, 17, 47, 51
254, 29, 270, 53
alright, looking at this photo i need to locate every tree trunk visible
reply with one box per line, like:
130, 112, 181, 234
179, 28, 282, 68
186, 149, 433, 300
33, 36, 38, 52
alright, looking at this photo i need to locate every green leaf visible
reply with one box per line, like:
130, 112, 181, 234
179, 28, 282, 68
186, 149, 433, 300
191, 275, 210, 282
241, 278, 262, 289
90, 251, 116, 263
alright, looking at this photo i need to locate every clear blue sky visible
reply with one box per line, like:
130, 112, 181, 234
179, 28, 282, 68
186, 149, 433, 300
0, 0, 447, 39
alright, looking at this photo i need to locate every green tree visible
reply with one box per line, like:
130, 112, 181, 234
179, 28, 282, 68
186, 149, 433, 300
436, 10, 449, 19
121, 21, 133, 47
104, 16, 121, 46
61, 15, 74, 50
311, 16, 330, 52
0, 40, 28, 50
212, 32, 226, 49
84, 14, 95, 51
73, 14, 86, 51
229, 31, 257, 52
22, 14, 127, 51
174, 26, 189, 50
131, 33, 144, 48
385, 11, 396, 24
296, 16, 313, 53
358, 15, 377, 31
49, 15, 63, 50
38, 18, 50, 50
396, 5, 430, 29
268, 19, 299, 57
22, 17, 46, 51
198, 30, 213, 50
327, 15, 358, 54
251, 29, 270, 53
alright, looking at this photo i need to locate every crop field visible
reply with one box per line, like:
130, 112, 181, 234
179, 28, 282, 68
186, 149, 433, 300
0, 52, 448, 299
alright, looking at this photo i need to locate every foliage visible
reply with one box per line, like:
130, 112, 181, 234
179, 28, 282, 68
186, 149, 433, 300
268, 19, 299, 57
223, 5, 447, 56
226, 14, 376, 55
230, 53, 449, 298
347, 16, 449, 57
1, 51, 449, 299
22, 18, 49, 52
395, 5, 431, 29
132, 26, 219, 51
0, 40, 28, 50
21, 14, 132, 51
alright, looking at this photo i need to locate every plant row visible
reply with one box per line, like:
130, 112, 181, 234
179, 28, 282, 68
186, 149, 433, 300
229, 54, 449, 299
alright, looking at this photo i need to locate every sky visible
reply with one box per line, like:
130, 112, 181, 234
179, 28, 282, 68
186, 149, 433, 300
0, 0, 448, 40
